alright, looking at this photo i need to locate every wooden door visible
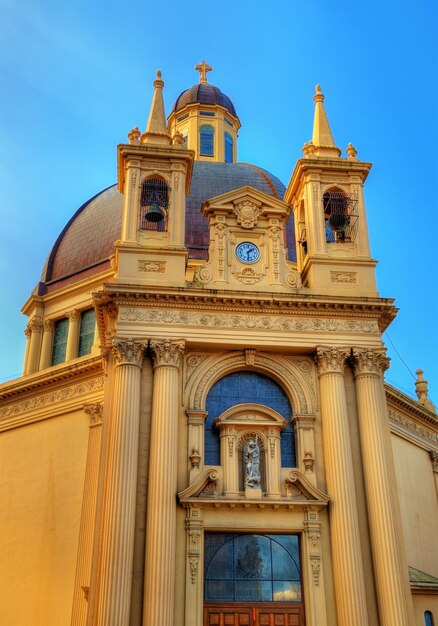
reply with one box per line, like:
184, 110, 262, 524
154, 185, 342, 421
204, 603, 305, 626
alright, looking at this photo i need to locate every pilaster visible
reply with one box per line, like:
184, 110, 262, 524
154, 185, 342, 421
315, 346, 369, 626
26, 317, 43, 374
66, 310, 81, 361
71, 403, 103, 626
352, 348, 415, 626
23, 327, 31, 375
95, 338, 146, 626
186, 409, 208, 482
143, 338, 185, 626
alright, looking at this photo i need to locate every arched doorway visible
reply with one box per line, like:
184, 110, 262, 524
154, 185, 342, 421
204, 533, 305, 625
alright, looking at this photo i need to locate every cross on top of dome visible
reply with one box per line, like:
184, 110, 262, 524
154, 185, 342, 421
195, 60, 212, 84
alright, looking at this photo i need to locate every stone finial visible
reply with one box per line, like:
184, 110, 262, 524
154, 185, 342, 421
195, 60, 212, 84
310, 84, 341, 158
128, 126, 141, 143
141, 69, 171, 146
346, 142, 358, 159
415, 369, 436, 413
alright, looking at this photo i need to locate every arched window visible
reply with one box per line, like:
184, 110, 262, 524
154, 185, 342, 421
205, 371, 295, 466
200, 124, 214, 156
425, 611, 435, 626
224, 131, 233, 163
204, 533, 302, 602
140, 177, 169, 231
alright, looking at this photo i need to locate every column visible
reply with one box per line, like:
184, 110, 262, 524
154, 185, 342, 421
26, 317, 43, 374
39, 319, 54, 369
352, 348, 415, 626
96, 338, 146, 626
66, 310, 81, 361
23, 327, 31, 375
143, 339, 185, 626
71, 404, 103, 626
315, 347, 369, 626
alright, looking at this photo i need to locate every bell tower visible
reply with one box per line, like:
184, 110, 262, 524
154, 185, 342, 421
285, 86, 378, 296
115, 71, 194, 287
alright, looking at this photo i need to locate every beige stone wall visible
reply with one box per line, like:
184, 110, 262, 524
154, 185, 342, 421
392, 434, 438, 577
412, 595, 438, 625
0, 411, 89, 626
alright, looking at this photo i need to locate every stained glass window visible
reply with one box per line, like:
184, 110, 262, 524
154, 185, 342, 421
425, 611, 435, 626
51, 318, 68, 365
200, 124, 214, 156
225, 132, 233, 163
78, 309, 95, 357
205, 533, 302, 602
205, 371, 295, 467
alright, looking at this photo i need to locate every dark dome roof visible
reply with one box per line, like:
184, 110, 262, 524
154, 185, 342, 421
40, 162, 295, 292
172, 83, 237, 117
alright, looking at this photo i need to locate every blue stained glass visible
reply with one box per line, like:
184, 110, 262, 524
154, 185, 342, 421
78, 309, 95, 357
205, 371, 295, 466
51, 318, 68, 365
205, 533, 301, 602
225, 131, 233, 163
424, 611, 434, 626
200, 124, 214, 156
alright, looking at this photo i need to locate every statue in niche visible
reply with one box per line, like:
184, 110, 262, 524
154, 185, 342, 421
244, 436, 261, 488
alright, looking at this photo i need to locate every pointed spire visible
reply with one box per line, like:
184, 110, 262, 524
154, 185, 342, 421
307, 85, 341, 158
141, 70, 171, 145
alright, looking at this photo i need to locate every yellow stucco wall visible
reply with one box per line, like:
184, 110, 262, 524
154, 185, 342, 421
392, 433, 438, 577
0, 412, 89, 626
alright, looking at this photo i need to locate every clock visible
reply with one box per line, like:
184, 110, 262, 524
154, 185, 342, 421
236, 242, 260, 263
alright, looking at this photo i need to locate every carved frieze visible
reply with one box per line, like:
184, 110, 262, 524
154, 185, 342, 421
138, 260, 166, 273
331, 271, 357, 284
0, 377, 105, 421
120, 307, 378, 335
388, 408, 437, 445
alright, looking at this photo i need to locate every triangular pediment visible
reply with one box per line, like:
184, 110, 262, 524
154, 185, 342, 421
202, 185, 291, 219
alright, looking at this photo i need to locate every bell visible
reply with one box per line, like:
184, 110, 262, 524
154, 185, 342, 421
144, 202, 165, 223
328, 212, 349, 233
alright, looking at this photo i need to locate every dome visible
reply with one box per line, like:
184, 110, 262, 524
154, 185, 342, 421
39, 162, 295, 293
172, 83, 237, 117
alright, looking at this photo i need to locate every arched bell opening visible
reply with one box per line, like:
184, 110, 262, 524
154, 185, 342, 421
139, 176, 169, 231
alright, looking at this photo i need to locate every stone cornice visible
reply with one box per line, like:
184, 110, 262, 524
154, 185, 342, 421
95, 286, 396, 331
0, 356, 103, 401
385, 383, 438, 428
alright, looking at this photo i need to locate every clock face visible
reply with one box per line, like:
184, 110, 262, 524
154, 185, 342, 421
236, 242, 260, 263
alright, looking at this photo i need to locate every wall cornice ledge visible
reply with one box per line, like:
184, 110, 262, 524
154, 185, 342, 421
0, 356, 103, 401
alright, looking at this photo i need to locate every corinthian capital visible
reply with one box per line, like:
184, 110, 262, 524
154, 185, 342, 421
83, 403, 103, 426
112, 338, 147, 367
315, 346, 350, 375
28, 317, 43, 333
352, 348, 389, 375
150, 338, 185, 368
67, 309, 81, 322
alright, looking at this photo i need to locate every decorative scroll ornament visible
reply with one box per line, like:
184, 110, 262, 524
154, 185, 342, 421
233, 199, 261, 229
286, 270, 302, 288
352, 348, 389, 375
112, 338, 147, 367
315, 346, 350, 374
150, 338, 185, 368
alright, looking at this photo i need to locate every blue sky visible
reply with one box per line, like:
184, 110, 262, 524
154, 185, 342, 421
0, 0, 437, 404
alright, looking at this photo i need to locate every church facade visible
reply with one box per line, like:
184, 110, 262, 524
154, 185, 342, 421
0, 63, 437, 626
